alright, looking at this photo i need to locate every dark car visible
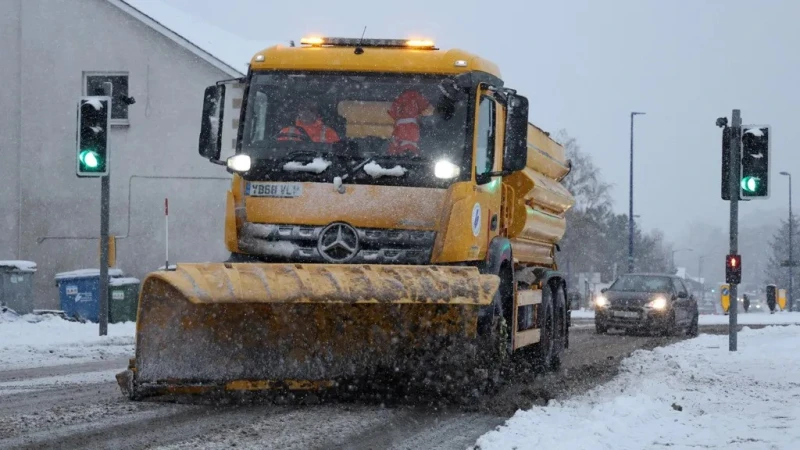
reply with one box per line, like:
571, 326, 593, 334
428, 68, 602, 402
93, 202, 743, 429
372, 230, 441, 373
594, 273, 699, 336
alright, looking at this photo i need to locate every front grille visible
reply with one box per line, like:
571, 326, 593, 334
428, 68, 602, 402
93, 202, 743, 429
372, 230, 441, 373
238, 222, 436, 265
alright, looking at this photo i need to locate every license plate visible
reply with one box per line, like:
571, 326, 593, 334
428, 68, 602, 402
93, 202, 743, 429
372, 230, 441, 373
246, 182, 303, 198
613, 310, 639, 319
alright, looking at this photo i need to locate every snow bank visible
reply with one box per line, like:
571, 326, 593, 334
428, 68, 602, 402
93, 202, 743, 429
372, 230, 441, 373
570, 309, 595, 319
363, 161, 407, 178
700, 312, 800, 325
0, 314, 134, 371
283, 158, 332, 174
0, 260, 37, 272
474, 325, 800, 449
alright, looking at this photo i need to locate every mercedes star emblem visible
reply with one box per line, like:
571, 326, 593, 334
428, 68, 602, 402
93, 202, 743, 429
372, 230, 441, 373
317, 222, 359, 262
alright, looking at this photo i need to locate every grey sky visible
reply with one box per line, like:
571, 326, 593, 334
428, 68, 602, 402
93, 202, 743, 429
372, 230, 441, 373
162, 0, 799, 244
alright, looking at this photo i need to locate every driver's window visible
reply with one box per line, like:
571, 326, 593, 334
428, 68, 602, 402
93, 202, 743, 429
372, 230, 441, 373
248, 90, 268, 142
475, 96, 496, 176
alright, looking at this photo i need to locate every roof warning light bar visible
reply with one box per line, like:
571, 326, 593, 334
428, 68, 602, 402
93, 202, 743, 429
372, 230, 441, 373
299, 37, 437, 50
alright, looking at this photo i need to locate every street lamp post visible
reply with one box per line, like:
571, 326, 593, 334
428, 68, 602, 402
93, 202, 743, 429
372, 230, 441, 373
781, 171, 793, 311
628, 111, 646, 273
698, 254, 709, 299
671, 248, 693, 272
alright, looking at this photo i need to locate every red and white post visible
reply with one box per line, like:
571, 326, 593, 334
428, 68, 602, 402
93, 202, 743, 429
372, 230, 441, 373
165, 198, 169, 271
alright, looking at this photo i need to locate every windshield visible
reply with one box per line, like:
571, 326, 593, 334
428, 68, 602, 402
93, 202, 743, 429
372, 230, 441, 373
608, 275, 673, 293
239, 72, 469, 187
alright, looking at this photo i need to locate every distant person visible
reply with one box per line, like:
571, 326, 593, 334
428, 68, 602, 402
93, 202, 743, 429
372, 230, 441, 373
743, 294, 750, 313
767, 293, 776, 313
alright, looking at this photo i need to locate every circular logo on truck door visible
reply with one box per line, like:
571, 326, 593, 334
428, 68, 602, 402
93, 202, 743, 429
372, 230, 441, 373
471, 203, 481, 237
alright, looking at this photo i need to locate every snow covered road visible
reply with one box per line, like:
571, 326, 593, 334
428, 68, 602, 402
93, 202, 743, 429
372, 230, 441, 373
475, 325, 800, 450
0, 312, 749, 449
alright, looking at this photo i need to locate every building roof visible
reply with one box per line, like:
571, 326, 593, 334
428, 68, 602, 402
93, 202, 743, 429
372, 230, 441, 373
108, 0, 282, 77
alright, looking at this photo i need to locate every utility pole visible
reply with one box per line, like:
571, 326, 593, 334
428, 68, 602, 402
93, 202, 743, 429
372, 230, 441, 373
781, 171, 793, 311
628, 111, 645, 273
98, 82, 113, 336
727, 109, 741, 351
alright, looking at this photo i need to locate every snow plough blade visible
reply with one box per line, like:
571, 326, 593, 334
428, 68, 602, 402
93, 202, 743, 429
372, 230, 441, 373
117, 263, 500, 400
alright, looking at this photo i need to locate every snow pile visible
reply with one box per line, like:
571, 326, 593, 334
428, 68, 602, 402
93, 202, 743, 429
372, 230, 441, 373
700, 312, 800, 325
0, 314, 135, 371
474, 325, 800, 449
283, 158, 332, 174
363, 161, 407, 178
0, 260, 37, 272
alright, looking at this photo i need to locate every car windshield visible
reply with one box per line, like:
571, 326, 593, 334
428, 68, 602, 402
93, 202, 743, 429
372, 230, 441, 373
239, 72, 469, 187
609, 275, 673, 293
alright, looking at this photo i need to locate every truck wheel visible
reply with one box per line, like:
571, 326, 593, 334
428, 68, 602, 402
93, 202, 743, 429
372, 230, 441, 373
533, 285, 555, 373
476, 266, 513, 392
549, 283, 567, 371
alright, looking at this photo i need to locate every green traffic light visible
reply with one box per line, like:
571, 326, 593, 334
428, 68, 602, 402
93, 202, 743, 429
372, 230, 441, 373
741, 176, 759, 193
79, 149, 101, 169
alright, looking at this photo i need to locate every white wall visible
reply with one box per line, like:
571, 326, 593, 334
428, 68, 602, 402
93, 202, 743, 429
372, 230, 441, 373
11, 0, 235, 308
0, 0, 22, 261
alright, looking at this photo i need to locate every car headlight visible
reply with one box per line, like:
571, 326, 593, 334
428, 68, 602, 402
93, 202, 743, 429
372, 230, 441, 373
227, 154, 251, 172
595, 295, 609, 308
647, 296, 668, 310
434, 160, 460, 179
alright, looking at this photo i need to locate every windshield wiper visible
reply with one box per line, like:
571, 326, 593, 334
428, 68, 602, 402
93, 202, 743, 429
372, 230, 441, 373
334, 157, 374, 191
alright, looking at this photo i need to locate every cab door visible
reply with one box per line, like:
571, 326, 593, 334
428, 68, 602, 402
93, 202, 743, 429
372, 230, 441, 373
471, 88, 504, 259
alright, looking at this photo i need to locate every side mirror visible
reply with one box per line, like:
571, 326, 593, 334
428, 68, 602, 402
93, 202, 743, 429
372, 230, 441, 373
198, 85, 225, 163
502, 93, 529, 173
600, 288, 608, 293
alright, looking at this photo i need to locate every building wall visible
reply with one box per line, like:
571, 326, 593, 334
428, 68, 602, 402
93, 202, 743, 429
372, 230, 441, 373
0, 0, 23, 261
16, 0, 234, 308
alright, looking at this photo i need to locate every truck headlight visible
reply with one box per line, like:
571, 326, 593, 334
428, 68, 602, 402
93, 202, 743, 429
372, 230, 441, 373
647, 296, 668, 310
595, 295, 609, 308
434, 160, 460, 179
227, 154, 251, 172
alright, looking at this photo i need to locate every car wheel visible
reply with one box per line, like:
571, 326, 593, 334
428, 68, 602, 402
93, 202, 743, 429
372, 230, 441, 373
661, 310, 677, 337
688, 310, 699, 337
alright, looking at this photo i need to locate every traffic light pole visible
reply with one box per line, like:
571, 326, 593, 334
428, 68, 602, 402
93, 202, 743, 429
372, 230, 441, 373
98, 82, 112, 337
99, 175, 110, 336
728, 109, 741, 352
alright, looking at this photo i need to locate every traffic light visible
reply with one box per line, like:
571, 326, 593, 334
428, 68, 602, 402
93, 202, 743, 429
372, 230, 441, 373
726, 254, 742, 284
76, 96, 110, 177
740, 125, 770, 199
721, 126, 734, 200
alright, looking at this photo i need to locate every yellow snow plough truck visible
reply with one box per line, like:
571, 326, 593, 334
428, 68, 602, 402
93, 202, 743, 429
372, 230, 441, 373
117, 37, 575, 401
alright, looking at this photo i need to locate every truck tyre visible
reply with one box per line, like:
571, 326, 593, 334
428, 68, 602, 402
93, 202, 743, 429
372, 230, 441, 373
549, 283, 567, 371
533, 285, 555, 373
476, 265, 513, 392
